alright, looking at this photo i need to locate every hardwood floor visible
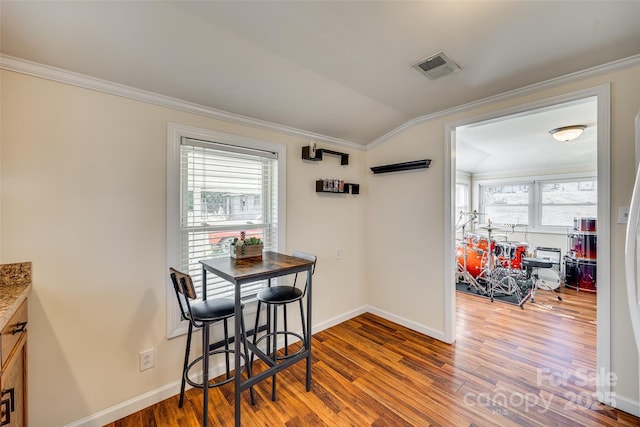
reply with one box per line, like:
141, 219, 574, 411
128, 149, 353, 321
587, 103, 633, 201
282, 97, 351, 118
108, 288, 639, 426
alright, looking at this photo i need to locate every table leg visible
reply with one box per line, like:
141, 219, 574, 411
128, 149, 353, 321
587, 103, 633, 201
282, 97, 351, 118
306, 267, 312, 391
203, 322, 210, 427
234, 283, 242, 427
202, 266, 209, 426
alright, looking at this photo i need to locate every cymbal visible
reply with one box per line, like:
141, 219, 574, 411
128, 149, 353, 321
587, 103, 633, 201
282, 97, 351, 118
479, 225, 505, 232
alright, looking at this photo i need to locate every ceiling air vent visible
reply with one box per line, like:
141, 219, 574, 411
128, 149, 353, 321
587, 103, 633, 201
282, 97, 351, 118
412, 51, 460, 80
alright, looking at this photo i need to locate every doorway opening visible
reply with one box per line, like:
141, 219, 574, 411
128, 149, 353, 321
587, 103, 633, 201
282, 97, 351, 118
445, 84, 611, 406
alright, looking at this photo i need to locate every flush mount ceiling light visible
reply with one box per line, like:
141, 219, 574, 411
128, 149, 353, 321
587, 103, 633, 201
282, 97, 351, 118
549, 125, 586, 142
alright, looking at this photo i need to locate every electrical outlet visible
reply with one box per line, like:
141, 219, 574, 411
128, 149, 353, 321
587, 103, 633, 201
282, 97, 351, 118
139, 348, 155, 371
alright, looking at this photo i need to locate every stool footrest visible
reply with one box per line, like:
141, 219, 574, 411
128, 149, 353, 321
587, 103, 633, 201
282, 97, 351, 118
185, 349, 247, 389
253, 331, 306, 361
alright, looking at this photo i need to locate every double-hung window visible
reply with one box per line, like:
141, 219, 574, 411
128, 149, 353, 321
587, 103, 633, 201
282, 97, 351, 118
479, 183, 530, 226
167, 123, 286, 337
455, 183, 470, 216
539, 179, 597, 227
477, 175, 596, 231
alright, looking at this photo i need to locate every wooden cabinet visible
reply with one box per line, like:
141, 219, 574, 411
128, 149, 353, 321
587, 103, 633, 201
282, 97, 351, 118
0, 300, 27, 426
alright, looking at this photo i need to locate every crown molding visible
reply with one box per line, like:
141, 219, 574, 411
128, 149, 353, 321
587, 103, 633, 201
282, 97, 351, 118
0, 54, 364, 151
367, 53, 640, 150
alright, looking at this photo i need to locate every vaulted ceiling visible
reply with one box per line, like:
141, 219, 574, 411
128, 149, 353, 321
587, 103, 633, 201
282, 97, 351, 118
2, 1, 640, 149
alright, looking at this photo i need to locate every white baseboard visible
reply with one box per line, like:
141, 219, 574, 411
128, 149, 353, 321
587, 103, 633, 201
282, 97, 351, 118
65, 381, 182, 427
312, 306, 369, 334
611, 392, 640, 417
363, 305, 447, 342
65, 358, 246, 426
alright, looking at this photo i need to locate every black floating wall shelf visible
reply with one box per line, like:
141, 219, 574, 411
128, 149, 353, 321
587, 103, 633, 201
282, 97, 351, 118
315, 180, 360, 195
302, 146, 349, 165
370, 159, 431, 174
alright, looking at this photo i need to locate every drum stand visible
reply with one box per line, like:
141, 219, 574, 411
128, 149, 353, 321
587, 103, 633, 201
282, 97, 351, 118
487, 267, 523, 305
480, 221, 528, 305
456, 212, 488, 295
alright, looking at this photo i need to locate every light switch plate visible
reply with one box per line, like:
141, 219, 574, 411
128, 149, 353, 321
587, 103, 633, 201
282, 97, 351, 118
618, 206, 630, 224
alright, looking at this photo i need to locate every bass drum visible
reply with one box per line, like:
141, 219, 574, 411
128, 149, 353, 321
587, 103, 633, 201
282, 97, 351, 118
564, 257, 597, 292
535, 268, 561, 290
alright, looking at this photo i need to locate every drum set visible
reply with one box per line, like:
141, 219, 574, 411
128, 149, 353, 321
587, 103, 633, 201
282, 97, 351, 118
455, 211, 545, 306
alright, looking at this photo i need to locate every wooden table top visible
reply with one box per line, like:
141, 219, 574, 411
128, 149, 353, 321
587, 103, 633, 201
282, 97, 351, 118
200, 251, 314, 285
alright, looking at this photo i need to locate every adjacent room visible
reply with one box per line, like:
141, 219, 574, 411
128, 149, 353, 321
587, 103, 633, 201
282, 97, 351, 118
454, 96, 598, 305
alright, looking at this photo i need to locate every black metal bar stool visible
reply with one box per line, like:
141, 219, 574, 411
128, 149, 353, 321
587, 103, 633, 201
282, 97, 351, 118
251, 251, 317, 401
169, 268, 254, 427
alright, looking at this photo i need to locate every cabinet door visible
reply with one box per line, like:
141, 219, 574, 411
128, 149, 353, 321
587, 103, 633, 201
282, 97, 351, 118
0, 335, 25, 427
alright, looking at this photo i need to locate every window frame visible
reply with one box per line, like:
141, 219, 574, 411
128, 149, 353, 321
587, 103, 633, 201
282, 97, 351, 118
538, 177, 597, 228
455, 172, 471, 218
475, 171, 596, 234
166, 123, 287, 338
478, 181, 531, 227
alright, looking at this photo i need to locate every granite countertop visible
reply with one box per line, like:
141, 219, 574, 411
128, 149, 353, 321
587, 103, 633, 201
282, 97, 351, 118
0, 262, 32, 330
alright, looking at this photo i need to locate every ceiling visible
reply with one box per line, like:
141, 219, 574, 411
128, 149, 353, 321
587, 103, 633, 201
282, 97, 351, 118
1, 1, 639, 151
456, 97, 598, 175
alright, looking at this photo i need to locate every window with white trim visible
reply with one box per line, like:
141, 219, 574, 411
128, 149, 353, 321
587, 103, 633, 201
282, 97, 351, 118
455, 183, 470, 216
480, 183, 530, 226
477, 175, 596, 230
167, 123, 285, 337
539, 179, 597, 227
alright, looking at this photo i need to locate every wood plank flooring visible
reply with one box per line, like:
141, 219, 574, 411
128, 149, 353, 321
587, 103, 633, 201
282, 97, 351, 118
108, 288, 639, 426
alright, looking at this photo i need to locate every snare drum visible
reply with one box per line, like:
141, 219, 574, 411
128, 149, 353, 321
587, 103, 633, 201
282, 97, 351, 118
568, 232, 597, 260
564, 257, 597, 292
573, 217, 597, 233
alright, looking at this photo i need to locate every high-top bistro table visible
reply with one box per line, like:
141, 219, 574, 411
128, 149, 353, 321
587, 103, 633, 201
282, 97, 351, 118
200, 251, 315, 426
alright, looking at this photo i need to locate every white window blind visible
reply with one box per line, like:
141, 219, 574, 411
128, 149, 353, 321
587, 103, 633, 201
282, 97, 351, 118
178, 137, 278, 300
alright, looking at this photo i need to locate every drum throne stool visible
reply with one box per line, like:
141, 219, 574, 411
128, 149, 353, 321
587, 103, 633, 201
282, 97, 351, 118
519, 257, 563, 308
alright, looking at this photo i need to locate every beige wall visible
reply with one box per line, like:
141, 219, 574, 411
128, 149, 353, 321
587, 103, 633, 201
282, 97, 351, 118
366, 65, 640, 408
0, 70, 366, 425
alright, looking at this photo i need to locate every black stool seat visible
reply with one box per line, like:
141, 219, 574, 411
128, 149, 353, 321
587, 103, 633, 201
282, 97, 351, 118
190, 298, 236, 321
257, 286, 303, 304
522, 257, 553, 269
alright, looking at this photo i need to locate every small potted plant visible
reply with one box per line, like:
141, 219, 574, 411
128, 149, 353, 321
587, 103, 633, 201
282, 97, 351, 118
230, 231, 264, 259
